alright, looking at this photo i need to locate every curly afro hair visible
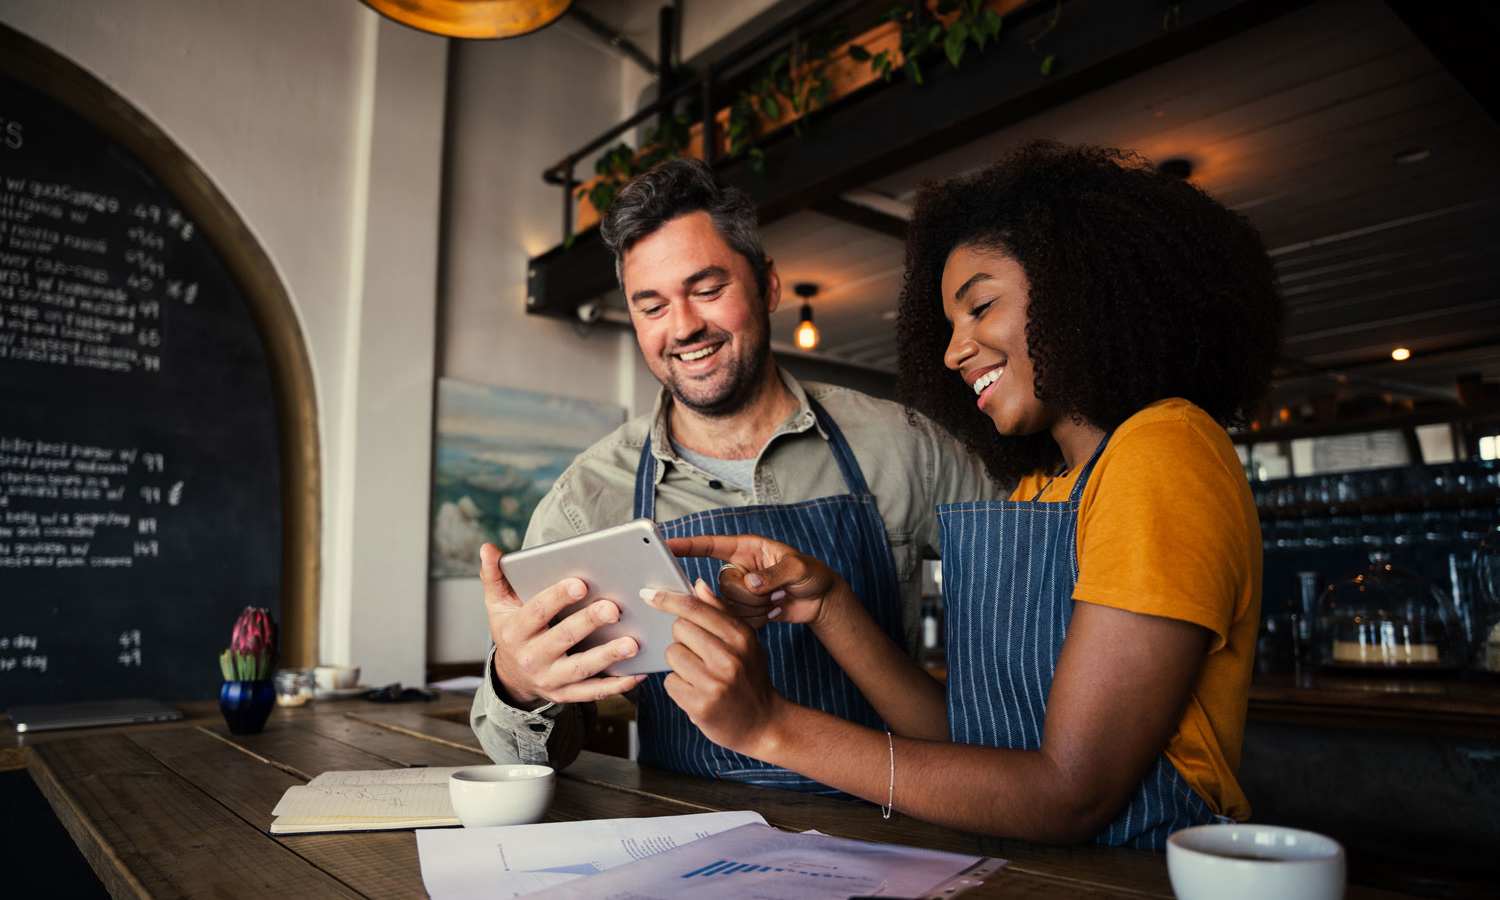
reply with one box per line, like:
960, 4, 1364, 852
895, 141, 1283, 486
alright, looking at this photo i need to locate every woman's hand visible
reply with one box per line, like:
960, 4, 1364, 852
643, 579, 789, 757
666, 533, 853, 630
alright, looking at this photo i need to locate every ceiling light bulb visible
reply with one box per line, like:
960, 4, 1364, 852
795, 303, 819, 350
798, 309, 822, 351
791, 284, 821, 350
1391, 347, 1411, 361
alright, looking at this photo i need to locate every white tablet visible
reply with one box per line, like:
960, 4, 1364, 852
499, 518, 692, 676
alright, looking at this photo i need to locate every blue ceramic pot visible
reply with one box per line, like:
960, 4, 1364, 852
219, 679, 276, 734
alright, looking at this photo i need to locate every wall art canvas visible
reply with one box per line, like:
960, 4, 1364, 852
430, 380, 625, 579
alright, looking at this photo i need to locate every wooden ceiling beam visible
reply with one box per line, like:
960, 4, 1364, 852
809, 198, 907, 240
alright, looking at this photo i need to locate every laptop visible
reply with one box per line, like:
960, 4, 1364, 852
7, 697, 183, 733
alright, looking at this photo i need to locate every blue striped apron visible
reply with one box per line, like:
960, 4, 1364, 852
937, 437, 1216, 850
633, 397, 901, 794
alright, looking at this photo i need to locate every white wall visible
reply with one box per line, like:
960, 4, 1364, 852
605, 0, 790, 113
2, 0, 446, 688
427, 1, 794, 665
426, 18, 651, 664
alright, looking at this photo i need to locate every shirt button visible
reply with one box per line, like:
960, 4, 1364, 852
708, 480, 723, 490
529, 723, 547, 732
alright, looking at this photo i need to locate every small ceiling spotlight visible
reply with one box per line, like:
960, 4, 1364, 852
1391, 347, 1411, 361
1156, 157, 1194, 180
793, 283, 820, 350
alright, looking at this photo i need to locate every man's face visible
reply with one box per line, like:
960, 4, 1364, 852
622, 211, 780, 416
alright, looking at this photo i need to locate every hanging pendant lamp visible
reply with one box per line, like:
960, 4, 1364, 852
793, 283, 820, 350
359, 0, 573, 40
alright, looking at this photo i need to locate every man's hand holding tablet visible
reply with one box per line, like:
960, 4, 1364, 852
495, 519, 694, 688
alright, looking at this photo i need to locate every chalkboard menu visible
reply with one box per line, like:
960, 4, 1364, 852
0, 52, 284, 707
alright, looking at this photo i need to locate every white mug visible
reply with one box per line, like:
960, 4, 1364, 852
1167, 823, 1345, 900
313, 665, 360, 691
448, 765, 555, 828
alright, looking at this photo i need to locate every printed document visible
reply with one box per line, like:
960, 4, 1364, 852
512, 822, 1001, 900
416, 810, 767, 900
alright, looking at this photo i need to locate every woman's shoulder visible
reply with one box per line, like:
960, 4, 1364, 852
1087, 399, 1246, 501
1109, 398, 1237, 461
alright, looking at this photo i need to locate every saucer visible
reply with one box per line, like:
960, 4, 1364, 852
314, 685, 372, 701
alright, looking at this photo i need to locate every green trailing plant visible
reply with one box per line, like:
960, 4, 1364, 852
563, 1, 1185, 227
848, 5, 943, 85
727, 27, 848, 173
1024, 0, 1062, 76
940, 0, 1007, 69
848, 0, 1061, 83
576, 112, 693, 216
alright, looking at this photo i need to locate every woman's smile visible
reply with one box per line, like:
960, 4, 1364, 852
968, 364, 1005, 410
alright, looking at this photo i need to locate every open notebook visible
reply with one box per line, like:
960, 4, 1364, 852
270, 767, 465, 835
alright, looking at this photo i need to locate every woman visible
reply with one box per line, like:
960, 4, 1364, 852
645, 141, 1283, 849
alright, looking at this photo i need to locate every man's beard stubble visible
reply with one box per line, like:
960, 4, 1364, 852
664, 319, 772, 418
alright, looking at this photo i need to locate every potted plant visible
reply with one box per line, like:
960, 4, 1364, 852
217, 606, 279, 734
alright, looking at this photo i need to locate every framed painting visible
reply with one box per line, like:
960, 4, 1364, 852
429, 380, 625, 578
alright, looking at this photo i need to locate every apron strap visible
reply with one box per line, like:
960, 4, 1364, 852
1068, 433, 1112, 503
806, 396, 872, 497
633, 395, 869, 519
1027, 432, 1114, 504
634, 436, 658, 520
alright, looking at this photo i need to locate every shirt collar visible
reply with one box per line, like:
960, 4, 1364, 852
647, 364, 825, 480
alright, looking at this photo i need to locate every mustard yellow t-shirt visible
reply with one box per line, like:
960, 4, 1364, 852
1012, 398, 1260, 821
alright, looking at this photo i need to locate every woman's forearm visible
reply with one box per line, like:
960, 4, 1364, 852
809, 583, 948, 740
752, 703, 1116, 844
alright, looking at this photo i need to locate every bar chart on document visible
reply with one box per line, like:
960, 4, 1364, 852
679, 855, 878, 891
516, 823, 1002, 900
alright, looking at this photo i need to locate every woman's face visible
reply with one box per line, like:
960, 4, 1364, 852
940, 245, 1057, 437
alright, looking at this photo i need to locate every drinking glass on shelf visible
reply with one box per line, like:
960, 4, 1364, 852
1391, 511, 1416, 547
1329, 516, 1359, 548
1419, 510, 1454, 546
1357, 513, 1387, 549
1301, 517, 1330, 551
1469, 525, 1500, 675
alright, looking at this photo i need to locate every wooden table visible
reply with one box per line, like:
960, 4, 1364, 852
4, 692, 1412, 900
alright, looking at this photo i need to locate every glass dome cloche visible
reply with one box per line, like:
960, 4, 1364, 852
1317, 550, 1467, 671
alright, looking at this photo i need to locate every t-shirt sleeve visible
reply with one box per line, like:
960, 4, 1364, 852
1069, 419, 1253, 652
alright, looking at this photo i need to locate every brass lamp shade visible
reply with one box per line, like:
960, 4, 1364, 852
359, 0, 572, 40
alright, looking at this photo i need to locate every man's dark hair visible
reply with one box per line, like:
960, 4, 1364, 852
600, 158, 769, 298
896, 140, 1284, 485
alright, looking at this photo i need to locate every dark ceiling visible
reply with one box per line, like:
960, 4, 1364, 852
550, 0, 1500, 429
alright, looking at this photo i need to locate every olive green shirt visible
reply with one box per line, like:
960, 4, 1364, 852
470, 367, 1002, 767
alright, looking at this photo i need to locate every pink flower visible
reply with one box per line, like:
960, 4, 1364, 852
231, 607, 277, 656
221, 606, 279, 681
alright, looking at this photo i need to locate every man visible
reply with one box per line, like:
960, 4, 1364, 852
471, 158, 1000, 794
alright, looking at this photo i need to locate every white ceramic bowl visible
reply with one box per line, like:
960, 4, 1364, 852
448, 765, 555, 828
1167, 824, 1345, 900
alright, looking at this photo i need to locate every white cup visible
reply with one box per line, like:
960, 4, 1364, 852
448, 765, 555, 828
1167, 823, 1345, 900
313, 665, 360, 691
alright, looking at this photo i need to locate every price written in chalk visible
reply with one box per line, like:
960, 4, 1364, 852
123, 248, 164, 278
125, 227, 165, 249
118, 629, 142, 667
139, 482, 185, 505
